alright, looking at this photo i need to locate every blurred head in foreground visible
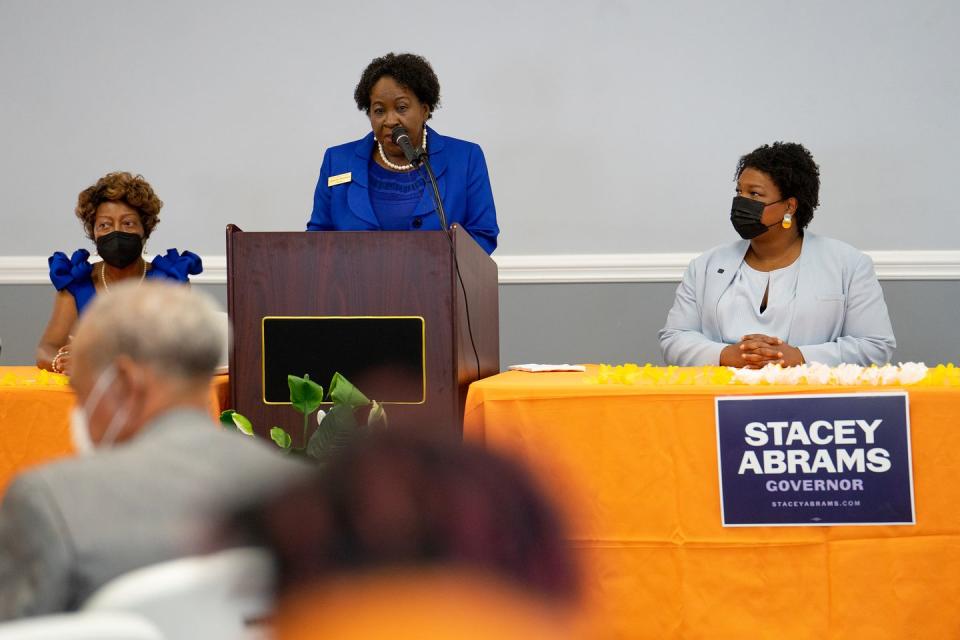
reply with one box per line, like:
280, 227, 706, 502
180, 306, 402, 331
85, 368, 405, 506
236, 431, 581, 638
69, 280, 225, 450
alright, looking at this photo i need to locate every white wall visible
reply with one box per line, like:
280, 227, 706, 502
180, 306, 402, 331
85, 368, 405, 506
1, 0, 958, 258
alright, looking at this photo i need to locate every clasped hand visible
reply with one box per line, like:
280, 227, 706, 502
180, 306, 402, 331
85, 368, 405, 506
52, 344, 72, 375
720, 334, 804, 369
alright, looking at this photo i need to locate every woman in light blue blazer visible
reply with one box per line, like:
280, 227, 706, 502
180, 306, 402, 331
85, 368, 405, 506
659, 142, 895, 367
307, 53, 499, 255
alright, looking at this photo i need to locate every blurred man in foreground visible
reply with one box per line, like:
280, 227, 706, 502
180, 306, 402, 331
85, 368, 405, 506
0, 281, 307, 619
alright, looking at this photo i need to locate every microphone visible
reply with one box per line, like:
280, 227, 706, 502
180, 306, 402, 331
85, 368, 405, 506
391, 125, 448, 231
391, 125, 423, 165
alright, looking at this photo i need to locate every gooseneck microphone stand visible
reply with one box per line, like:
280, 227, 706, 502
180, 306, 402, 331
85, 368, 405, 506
419, 155, 448, 231
390, 125, 479, 377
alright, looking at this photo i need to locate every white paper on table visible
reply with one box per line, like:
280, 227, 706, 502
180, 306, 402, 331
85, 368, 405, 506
508, 364, 586, 373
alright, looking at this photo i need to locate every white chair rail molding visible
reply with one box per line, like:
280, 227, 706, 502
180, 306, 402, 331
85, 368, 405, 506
2, 249, 959, 285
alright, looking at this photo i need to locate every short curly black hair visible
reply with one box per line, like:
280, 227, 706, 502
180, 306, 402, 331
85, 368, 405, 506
354, 52, 441, 119
735, 142, 821, 230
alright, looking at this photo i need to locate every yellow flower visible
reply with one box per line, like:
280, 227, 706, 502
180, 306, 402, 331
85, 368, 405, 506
586, 363, 960, 387
0, 368, 70, 387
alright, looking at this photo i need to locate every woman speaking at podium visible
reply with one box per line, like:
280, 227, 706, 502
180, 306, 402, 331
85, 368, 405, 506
306, 52, 499, 255
659, 142, 895, 368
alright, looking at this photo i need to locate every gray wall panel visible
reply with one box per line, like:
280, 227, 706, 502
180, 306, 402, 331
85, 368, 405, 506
0, 284, 229, 366
499, 281, 960, 367
2, 281, 956, 368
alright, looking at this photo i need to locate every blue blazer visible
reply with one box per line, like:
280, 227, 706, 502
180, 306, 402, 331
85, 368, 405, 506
659, 233, 896, 366
307, 127, 499, 254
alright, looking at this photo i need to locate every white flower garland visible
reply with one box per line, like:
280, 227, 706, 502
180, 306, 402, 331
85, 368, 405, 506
729, 362, 928, 386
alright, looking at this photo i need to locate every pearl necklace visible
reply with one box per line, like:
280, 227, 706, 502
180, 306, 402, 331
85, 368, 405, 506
377, 127, 427, 171
100, 259, 146, 292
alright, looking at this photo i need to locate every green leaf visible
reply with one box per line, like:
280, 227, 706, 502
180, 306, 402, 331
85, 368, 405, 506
269, 427, 293, 450
220, 410, 254, 436
306, 404, 359, 461
288, 374, 324, 416
367, 400, 388, 429
328, 372, 369, 408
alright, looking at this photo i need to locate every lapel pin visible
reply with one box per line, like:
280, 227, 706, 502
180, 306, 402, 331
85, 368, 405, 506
717, 268, 725, 274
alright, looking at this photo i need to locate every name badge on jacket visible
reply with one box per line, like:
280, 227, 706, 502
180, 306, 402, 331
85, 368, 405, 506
327, 172, 352, 187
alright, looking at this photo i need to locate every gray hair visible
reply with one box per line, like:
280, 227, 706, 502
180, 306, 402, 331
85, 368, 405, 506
74, 280, 227, 381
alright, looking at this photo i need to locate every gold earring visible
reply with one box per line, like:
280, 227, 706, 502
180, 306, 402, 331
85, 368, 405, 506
782, 213, 793, 229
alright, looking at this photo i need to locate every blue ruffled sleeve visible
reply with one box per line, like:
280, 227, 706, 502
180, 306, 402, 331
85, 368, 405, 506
147, 249, 203, 282
48, 249, 96, 314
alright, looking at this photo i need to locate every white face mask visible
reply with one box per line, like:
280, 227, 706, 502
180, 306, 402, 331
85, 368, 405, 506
69, 406, 96, 456
69, 365, 131, 456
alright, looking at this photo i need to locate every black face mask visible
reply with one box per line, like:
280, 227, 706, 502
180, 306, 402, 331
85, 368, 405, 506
96, 231, 143, 268
730, 196, 787, 239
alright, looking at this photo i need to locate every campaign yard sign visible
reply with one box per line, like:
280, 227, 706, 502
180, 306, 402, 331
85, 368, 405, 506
715, 392, 914, 527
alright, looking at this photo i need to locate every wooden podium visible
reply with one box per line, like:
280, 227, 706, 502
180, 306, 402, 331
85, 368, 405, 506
225, 225, 499, 439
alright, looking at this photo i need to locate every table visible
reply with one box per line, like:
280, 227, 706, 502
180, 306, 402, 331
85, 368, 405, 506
463, 367, 960, 639
0, 367, 230, 499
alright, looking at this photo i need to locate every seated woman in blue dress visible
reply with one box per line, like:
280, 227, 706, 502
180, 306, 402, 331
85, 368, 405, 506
659, 142, 895, 368
36, 172, 202, 374
307, 52, 499, 255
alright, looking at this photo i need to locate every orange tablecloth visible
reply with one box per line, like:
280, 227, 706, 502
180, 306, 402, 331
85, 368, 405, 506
0, 367, 230, 499
464, 367, 960, 640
